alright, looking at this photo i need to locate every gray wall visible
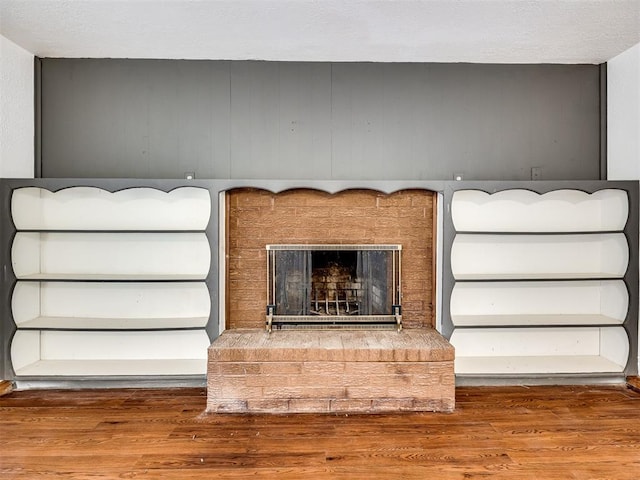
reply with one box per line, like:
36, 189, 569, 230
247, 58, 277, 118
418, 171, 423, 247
40, 59, 602, 180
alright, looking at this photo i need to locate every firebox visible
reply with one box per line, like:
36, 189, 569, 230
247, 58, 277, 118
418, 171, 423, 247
266, 244, 402, 332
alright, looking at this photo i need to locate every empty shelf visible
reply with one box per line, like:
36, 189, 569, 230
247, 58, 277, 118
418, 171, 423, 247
14, 273, 208, 281
451, 233, 628, 280
451, 314, 624, 327
16, 316, 210, 330
455, 355, 626, 375
451, 189, 628, 233
12, 186, 211, 231
14, 359, 207, 377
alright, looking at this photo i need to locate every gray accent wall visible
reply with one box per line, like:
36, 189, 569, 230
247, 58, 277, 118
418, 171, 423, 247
40, 59, 601, 180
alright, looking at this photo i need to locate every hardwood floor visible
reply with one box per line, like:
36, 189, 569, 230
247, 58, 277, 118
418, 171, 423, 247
1, 385, 640, 479
627, 376, 640, 393
0, 380, 13, 397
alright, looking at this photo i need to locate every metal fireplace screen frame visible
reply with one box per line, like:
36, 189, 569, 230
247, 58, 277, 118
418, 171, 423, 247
266, 244, 402, 332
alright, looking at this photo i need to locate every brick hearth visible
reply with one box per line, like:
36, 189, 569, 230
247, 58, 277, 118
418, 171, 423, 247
207, 329, 455, 414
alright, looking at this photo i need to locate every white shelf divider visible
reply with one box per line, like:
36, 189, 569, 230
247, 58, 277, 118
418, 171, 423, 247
15, 316, 210, 330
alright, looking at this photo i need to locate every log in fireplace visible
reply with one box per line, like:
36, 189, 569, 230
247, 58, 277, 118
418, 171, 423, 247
265, 244, 402, 332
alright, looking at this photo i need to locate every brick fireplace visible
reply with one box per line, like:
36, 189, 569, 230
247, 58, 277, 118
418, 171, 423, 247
207, 188, 455, 413
225, 188, 437, 330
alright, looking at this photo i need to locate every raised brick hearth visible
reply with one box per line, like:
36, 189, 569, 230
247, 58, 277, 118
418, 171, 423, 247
207, 329, 455, 414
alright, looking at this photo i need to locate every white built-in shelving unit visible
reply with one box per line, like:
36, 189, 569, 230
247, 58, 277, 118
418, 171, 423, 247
9, 187, 212, 377
449, 189, 631, 376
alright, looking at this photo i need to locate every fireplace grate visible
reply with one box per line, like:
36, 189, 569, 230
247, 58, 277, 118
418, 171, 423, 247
275, 323, 398, 331
266, 309, 402, 332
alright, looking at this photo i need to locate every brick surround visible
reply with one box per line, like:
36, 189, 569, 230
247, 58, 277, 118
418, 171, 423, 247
207, 329, 455, 414
209, 188, 454, 414
226, 188, 435, 330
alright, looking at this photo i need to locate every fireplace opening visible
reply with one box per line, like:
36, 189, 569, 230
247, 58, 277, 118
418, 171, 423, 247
311, 250, 359, 316
266, 245, 402, 332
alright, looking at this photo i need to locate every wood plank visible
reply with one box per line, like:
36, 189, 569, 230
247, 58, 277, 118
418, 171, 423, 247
627, 375, 640, 392
2, 385, 640, 479
0, 380, 13, 397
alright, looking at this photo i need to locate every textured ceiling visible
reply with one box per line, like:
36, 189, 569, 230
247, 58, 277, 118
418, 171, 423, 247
1, 0, 639, 63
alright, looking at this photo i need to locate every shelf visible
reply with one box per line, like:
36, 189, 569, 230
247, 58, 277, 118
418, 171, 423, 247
452, 314, 624, 327
12, 281, 211, 328
12, 232, 211, 279
14, 359, 207, 377
7, 185, 217, 380
449, 326, 629, 376
16, 316, 209, 330
451, 189, 628, 233
453, 273, 625, 281
14, 273, 208, 281
11, 186, 211, 231
455, 355, 626, 375
451, 233, 628, 280
448, 188, 635, 378
450, 280, 627, 326
10, 329, 210, 377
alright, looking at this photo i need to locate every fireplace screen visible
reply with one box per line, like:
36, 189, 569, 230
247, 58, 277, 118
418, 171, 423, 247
266, 245, 402, 331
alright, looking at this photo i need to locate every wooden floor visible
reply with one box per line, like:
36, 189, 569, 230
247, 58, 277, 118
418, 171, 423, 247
1, 385, 640, 479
